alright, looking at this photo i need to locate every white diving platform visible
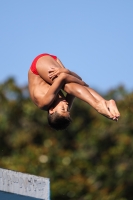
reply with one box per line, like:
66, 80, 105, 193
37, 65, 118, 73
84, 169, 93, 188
0, 168, 50, 200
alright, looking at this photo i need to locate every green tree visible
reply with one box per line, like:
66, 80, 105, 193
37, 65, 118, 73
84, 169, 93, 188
0, 78, 133, 200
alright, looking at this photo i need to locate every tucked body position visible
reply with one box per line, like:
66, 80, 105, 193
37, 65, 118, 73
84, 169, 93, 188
28, 53, 120, 130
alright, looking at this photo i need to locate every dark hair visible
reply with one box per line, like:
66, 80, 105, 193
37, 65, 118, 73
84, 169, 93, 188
48, 111, 72, 130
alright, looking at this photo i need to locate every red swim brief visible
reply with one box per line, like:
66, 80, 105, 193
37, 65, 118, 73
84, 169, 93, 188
30, 53, 57, 75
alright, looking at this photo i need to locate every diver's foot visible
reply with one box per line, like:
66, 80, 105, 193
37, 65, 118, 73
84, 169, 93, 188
106, 99, 120, 121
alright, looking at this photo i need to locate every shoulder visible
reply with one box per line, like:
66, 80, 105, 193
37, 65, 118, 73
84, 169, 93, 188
33, 89, 48, 110
33, 81, 54, 111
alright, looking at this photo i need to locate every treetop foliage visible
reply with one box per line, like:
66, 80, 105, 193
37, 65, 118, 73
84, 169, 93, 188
0, 78, 133, 200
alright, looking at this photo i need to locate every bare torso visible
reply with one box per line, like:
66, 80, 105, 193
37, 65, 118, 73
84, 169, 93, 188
28, 55, 64, 110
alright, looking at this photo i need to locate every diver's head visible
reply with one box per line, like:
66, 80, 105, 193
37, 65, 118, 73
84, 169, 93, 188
48, 100, 72, 130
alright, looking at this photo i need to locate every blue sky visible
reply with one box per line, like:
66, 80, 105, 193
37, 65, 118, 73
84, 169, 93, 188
0, 1, 133, 93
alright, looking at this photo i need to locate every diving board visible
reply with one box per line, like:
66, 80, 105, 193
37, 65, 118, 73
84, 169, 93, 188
0, 168, 50, 200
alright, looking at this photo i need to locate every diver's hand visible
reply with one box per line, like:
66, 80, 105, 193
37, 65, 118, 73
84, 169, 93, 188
48, 67, 69, 80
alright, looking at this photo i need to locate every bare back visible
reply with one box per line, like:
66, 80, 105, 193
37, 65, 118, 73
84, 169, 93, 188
28, 55, 64, 110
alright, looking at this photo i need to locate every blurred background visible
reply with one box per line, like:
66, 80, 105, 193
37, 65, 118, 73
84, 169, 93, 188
0, 1, 133, 200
